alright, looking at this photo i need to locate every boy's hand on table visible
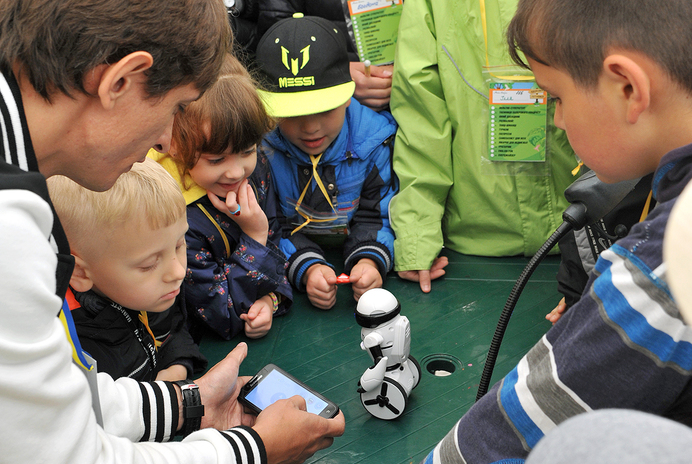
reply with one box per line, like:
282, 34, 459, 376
304, 264, 337, 310
546, 297, 568, 325
207, 180, 269, 245
349, 258, 383, 301
241, 295, 273, 338
253, 396, 345, 464
397, 256, 449, 293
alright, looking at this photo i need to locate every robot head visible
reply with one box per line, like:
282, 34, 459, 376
355, 288, 400, 328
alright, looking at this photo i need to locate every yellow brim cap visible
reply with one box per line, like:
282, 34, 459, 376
259, 81, 355, 118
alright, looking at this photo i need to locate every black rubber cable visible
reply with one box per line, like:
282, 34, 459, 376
475, 171, 640, 401
475, 220, 574, 401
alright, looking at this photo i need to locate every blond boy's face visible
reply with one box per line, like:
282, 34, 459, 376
81, 216, 188, 312
529, 57, 652, 183
278, 100, 351, 156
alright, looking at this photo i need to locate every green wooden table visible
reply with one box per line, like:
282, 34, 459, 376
199, 249, 562, 463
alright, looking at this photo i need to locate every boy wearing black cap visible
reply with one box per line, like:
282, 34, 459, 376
255, 13, 398, 310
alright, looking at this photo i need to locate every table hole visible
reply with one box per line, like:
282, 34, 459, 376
421, 354, 462, 378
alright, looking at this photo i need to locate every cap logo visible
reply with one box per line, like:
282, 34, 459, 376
281, 45, 310, 75
278, 44, 315, 88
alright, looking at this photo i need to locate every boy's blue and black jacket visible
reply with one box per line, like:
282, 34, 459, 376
261, 98, 398, 290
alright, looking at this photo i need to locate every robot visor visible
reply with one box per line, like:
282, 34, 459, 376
355, 303, 401, 328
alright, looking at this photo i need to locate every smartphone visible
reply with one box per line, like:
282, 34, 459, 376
238, 364, 339, 418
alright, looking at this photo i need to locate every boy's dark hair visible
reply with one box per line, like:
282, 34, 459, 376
171, 53, 275, 184
0, 0, 232, 101
507, 0, 692, 92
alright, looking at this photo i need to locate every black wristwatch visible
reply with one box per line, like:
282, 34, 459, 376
174, 380, 205, 437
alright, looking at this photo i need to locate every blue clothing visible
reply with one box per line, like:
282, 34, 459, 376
154, 150, 292, 341
424, 143, 692, 464
262, 98, 398, 290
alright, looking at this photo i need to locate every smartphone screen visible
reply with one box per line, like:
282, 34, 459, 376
240, 364, 339, 418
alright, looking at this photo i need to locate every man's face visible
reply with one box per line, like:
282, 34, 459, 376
62, 82, 200, 192
278, 100, 350, 156
82, 216, 188, 313
528, 57, 655, 183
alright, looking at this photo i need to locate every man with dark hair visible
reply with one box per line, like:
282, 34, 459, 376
0, 1, 344, 463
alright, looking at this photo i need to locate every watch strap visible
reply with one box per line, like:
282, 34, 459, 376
174, 380, 204, 437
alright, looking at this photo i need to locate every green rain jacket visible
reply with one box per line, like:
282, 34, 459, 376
389, 0, 578, 270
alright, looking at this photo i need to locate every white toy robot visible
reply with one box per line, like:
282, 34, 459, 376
355, 288, 421, 420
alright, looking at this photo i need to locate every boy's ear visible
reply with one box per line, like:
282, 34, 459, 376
69, 254, 94, 293
89, 51, 154, 111
602, 54, 651, 125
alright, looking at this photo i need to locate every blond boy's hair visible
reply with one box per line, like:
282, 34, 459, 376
48, 158, 185, 257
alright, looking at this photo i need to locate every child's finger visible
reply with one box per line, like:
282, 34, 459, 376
308, 279, 337, 300
309, 291, 337, 310
430, 256, 449, 273
207, 191, 240, 218
207, 191, 228, 212
234, 178, 249, 206
348, 268, 362, 285
313, 280, 336, 294
244, 308, 272, 338
252, 310, 271, 328
245, 183, 259, 210
352, 274, 374, 290
418, 270, 433, 293
224, 186, 243, 213
321, 268, 337, 286
369, 64, 393, 79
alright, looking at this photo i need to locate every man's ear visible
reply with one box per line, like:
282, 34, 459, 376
93, 51, 154, 111
602, 54, 651, 125
69, 254, 94, 293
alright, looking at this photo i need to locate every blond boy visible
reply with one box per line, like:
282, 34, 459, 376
48, 158, 206, 382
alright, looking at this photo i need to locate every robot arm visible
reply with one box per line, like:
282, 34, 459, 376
359, 332, 387, 393
358, 356, 388, 393
361, 332, 385, 363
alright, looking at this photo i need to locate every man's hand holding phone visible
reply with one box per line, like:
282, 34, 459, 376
253, 397, 345, 464
195, 347, 344, 464
239, 364, 339, 418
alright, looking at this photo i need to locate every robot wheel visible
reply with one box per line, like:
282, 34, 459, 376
360, 377, 408, 420
408, 355, 422, 390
